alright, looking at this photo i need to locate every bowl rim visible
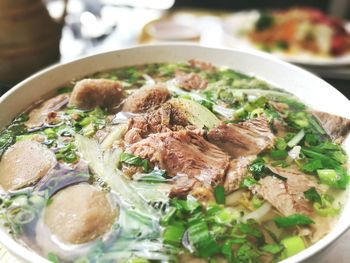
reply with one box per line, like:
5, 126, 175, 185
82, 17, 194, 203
0, 43, 349, 263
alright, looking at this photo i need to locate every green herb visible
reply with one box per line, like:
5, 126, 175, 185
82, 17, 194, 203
287, 112, 309, 129
119, 152, 150, 172
188, 221, 220, 258
260, 243, 284, 254
161, 207, 177, 225
214, 186, 225, 204
304, 133, 320, 146
303, 187, 321, 204
134, 169, 167, 183
236, 243, 261, 261
171, 198, 200, 213
249, 157, 266, 178
163, 223, 185, 246
274, 214, 314, 228
301, 159, 323, 173
275, 138, 287, 150
269, 149, 288, 160
240, 176, 258, 188
55, 143, 78, 163
252, 196, 263, 209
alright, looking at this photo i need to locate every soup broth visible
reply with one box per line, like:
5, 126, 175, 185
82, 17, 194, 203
0, 60, 349, 263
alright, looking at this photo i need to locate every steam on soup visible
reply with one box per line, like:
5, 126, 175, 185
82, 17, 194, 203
0, 60, 349, 263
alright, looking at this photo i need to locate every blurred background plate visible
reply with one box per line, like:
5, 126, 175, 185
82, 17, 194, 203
222, 10, 350, 67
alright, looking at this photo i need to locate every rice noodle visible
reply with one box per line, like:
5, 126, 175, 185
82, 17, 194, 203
225, 189, 244, 206
242, 202, 272, 223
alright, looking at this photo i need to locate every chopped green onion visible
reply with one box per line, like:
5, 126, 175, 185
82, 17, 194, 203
214, 186, 225, 204
269, 149, 288, 160
252, 196, 263, 209
11, 195, 28, 207
163, 223, 185, 246
260, 243, 284, 254
281, 236, 305, 258
314, 195, 340, 217
287, 129, 305, 148
171, 198, 200, 213
161, 207, 177, 225
317, 169, 338, 187
188, 221, 220, 258
274, 214, 314, 228
10, 207, 36, 225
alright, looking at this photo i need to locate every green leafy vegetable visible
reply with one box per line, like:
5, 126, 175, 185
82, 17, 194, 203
120, 152, 150, 172
303, 187, 321, 204
134, 169, 167, 183
275, 138, 287, 150
214, 186, 225, 204
269, 149, 288, 160
274, 214, 314, 228
301, 159, 323, 173
240, 176, 258, 188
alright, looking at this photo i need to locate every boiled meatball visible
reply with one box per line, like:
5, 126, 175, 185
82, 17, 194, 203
0, 140, 56, 191
122, 84, 170, 113
44, 184, 117, 244
69, 79, 124, 110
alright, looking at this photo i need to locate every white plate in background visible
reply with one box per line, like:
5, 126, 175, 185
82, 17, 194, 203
222, 10, 350, 66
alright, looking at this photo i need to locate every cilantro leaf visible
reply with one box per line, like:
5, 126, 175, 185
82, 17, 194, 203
274, 214, 314, 228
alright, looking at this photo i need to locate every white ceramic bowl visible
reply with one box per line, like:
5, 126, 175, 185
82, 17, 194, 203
0, 44, 349, 263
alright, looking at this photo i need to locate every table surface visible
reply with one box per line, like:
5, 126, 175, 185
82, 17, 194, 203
0, 7, 349, 263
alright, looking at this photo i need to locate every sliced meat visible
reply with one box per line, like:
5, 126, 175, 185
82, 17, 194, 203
208, 116, 275, 158
224, 155, 256, 194
124, 103, 189, 144
252, 166, 321, 216
69, 79, 124, 110
122, 84, 170, 113
188, 59, 215, 72
0, 140, 56, 191
26, 94, 69, 128
44, 184, 117, 244
175, 72, 208, 91
126, 130, 230, 196
311, 110, 350, 143
269, 101, 289, 117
